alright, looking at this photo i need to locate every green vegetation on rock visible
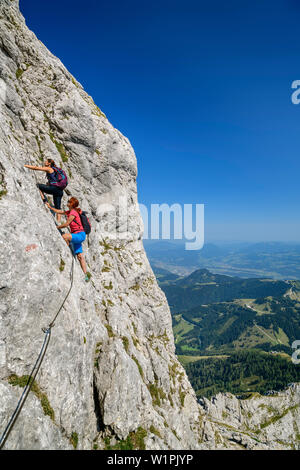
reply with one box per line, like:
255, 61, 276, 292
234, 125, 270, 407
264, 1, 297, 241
104, 427, 147, 450
8, 374, 55, 421
122, 336, 129, 353
132, 355, 144, 379
16, 68, 24, 79
70, 431, 78, 449
149, 425, 162, 439
105, 324, 115, 338
147, 381, 166, 406
49, 131, 68, 162
0, 188, 7, 200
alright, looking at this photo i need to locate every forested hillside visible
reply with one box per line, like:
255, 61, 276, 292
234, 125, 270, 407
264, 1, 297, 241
153, 267, 300, 398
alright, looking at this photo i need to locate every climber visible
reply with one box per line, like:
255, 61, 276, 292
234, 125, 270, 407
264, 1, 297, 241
24, 159, 68, 223
45, 196, 90, 282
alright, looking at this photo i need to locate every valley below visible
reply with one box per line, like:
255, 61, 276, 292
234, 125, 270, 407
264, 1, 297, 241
152, 264, 300, 400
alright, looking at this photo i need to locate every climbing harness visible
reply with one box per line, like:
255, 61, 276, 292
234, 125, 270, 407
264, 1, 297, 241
0, 180, 76, 449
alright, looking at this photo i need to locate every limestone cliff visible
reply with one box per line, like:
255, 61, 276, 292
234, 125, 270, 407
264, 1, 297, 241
0, 0, 299, 450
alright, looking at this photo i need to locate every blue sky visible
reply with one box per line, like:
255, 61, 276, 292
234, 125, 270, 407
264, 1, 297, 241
20, 0, 300, 242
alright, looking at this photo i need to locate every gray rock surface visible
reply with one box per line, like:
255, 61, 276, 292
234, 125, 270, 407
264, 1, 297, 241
198, 383, 300, 449
0, 0, 299, 450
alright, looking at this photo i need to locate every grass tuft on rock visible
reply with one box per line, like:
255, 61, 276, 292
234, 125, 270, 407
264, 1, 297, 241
16, 68, 24, 79
70, 431, 78, 449
49, 131, 69, 162
8, 374, 55, 421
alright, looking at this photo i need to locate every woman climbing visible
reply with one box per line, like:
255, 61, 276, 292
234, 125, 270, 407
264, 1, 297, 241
24, 159, 68, 223
45, 197, 90, 282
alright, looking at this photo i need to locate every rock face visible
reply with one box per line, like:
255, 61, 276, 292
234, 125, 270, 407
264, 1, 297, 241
0, 0, 299, 450
199, 384, 300, 450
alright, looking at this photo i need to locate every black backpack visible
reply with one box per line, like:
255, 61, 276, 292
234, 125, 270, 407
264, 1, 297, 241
79, 211, 91, 234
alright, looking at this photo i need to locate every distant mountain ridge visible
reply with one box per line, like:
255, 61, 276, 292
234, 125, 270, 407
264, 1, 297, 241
145, 240, 300, 279
156, 267, 289, 311
176, 268, 240, 286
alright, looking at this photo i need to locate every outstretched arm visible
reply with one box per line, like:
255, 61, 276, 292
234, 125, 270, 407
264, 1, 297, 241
45, 202, 73, 229
57, 215, 74, 230
24, 164, 51, 172
45, 202, 65, 215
